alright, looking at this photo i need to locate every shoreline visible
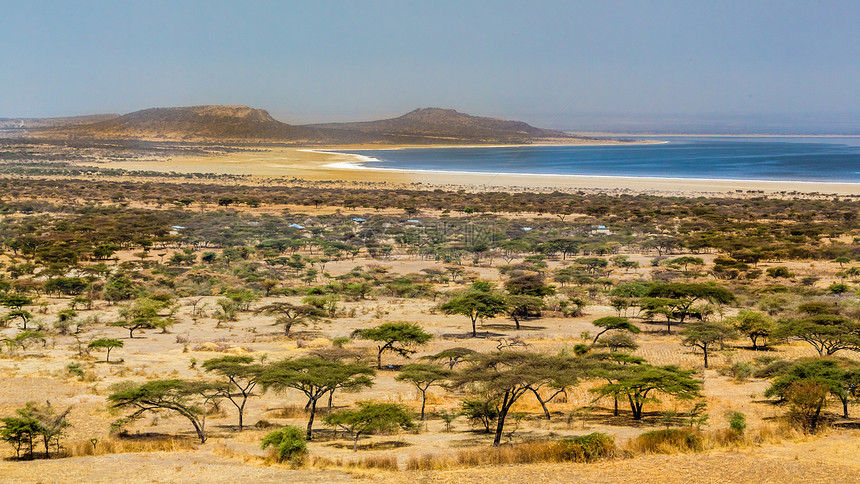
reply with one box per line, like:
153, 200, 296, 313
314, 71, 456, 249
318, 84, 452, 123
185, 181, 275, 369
320, 158, 860, 188
75, 144, 860, 196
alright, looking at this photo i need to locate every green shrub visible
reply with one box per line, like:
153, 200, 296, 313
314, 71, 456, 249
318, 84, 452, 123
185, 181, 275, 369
727, 411, 746, 432
632, 428, 703, 453
557, 432, 617, 462
261, 426, 307, 464
67, 362, 85, 379
719, 361, 754, 381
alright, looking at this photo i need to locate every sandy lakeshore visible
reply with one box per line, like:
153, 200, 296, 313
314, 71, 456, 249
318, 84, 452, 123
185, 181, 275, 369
80, 145, 860, 196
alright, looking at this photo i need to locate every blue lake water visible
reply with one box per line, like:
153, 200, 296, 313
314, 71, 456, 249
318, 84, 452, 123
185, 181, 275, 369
338, 137, 860, 183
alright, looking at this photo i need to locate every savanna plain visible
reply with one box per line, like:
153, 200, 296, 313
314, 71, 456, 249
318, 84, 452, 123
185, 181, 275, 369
2, 140, 860, 483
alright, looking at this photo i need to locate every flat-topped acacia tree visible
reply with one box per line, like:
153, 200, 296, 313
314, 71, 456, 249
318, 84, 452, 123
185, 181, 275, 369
260, 357, 374, 440
88, 338, 123, 362
591, 316, 640, 345
108, 379, 224, 443
643, 283, 735, 332
449, 351, 579, 446
202, 355, 265, 431
353, 322, 432, 369
255, 302, 326, 335
441, 290, 507, 337
590, 364, 701, 420
395, 364, 451, 420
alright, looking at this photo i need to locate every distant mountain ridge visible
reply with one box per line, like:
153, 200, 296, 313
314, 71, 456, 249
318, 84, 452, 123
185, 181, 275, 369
0, 114, 119, 130
28, 105, 585, 144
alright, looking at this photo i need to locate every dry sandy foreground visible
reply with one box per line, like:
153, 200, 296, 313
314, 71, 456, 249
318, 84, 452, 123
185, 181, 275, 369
2, 434, 858, 483
79, 146, 860, 196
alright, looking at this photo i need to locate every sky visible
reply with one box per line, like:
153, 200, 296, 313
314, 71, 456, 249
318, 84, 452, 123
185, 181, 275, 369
2, 0, 860, 133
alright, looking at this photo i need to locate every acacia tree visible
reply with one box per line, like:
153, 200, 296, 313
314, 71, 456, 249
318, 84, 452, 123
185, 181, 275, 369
423, 347, 477, 369
591, 316, 640, 345
590, 364, 701, 420
449, 351, 577, 446
202, 355, 264, 430
441, 290, 508, 337
111, 297, 176, 338
354, 322, 432, 369
255, 302, 326, 335
643, 283, 735, 332
395, 364, 451, 420
504, 295, 545, 330
766, 358, 860, 419
680, 322, 737, 368
259, 357, 375, 439
108, 379, 224, 443
0, 402, 71, 459
88, 338, 123, 362
730, 310, 775, 350
323, 402, 414, 452
586, 352, 646, 416
775, 315, 860, 356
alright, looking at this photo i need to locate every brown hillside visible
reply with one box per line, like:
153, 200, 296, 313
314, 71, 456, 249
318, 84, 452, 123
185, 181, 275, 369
32, 105, 586, 144
309, 107, 581, 143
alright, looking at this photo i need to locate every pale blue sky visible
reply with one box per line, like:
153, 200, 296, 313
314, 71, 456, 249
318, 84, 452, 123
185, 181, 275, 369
2, 0, 859, 132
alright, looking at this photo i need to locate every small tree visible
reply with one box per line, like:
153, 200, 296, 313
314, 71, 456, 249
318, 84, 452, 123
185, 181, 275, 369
260, 357, 375, 439
590, 364, 701, 420
255, 302, 326, 336
423, 347, 477, 369
88, 338, 124, 362
450, 351, 578, 446
111, 297, 175, 338
591, 316, 640, 345
354, 322, 432, 369
108, 379, 223, 443
395, 364, 451, 420
0, 416, 40, 459
441, 290, 508, 337
679, 322, 737, 369
730, 310, 774, 350
202, 355, 264, 430
505, 295, 545, 330
324, 402, 415, 451
260, 425, 307, 463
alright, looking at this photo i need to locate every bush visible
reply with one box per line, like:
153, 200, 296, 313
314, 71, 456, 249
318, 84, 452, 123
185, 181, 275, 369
261, 426, 307, 464
631, 428, 703, 454
766, 266, 794, 278
727, 411, 747, 432
556, 432, 617, 462
718, 361, 754, 381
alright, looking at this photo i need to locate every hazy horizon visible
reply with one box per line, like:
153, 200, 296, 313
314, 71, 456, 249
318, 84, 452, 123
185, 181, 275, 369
2, 1, 859, 134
